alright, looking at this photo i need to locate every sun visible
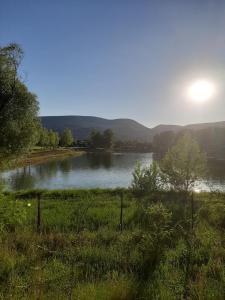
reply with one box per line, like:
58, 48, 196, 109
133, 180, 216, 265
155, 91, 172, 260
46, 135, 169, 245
187, 79, 216, 103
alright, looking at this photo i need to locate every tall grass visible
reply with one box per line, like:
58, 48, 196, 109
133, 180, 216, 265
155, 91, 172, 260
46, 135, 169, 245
0, 189, 224, 299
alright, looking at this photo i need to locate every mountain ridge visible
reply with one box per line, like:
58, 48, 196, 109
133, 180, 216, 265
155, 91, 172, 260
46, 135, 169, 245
40, 115, 225, 142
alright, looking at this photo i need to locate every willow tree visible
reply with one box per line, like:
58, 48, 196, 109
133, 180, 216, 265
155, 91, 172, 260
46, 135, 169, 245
0, 43, 39, 166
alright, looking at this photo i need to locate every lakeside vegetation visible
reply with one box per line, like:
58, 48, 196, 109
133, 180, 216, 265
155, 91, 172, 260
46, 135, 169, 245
0, 188, 224, 299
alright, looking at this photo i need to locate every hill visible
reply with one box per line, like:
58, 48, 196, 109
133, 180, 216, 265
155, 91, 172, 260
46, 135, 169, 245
41, 115, 153, 141
40, 116, 225, 142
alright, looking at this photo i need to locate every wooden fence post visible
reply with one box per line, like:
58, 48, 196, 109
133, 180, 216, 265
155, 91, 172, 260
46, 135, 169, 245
120, 192, 123, 232
37, 194, 41, 233
191, 191, 194, 231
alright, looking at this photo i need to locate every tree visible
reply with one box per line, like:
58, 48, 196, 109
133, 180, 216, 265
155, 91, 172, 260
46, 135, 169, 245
0, 43, 39, 163
89, 130, 103, 149
60, 128, 74, 147
88, 129, 114, 150
49, 130, 59, 149
103, 129, 114, 150
37, 127, 49, 147
152, 131, 176, 155
160, 133, 206, 192
0, 43, 23, 113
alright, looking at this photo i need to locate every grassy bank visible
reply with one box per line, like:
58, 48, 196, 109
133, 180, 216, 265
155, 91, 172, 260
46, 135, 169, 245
6, 148, 85, 170
0, 189, 224, 299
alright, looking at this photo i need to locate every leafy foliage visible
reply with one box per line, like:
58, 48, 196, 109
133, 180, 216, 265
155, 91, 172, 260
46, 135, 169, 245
37, 126, 59, 148
131, 161, 163, 196
160, 133, 206, 192
0, 44, 39, 163
60, 128, 74, 147
89, 129, 114, 150
48, 129, 60, 149
0, 195, 27, 232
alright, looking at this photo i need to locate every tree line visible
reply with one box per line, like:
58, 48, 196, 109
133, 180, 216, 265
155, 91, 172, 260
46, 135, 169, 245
36, 127, 115, 150
37, 127, 74, 148
153, 127, 225, 158
88, 129, 114, 150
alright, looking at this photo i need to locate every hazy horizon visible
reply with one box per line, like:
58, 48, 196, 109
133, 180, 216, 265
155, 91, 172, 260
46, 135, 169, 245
40, 114, 225, 129
1, 0, 225, 127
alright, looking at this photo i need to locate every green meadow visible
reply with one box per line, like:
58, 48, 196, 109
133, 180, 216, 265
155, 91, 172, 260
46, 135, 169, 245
0, 189, 224, 300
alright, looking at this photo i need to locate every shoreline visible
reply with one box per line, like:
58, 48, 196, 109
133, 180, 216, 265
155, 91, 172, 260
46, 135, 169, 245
5, 148, 85, 170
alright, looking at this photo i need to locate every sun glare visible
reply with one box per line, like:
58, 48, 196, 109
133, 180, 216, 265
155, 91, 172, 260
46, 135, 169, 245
187, 80, 216, 103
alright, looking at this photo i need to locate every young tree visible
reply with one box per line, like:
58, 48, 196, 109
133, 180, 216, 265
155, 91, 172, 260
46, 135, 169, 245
131, 161, 163, 196
160, 133, 206, 192
60, 128, 74, 147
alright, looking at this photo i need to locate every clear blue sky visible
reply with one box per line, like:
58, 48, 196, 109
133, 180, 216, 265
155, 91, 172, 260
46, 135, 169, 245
1, 0, 225, 127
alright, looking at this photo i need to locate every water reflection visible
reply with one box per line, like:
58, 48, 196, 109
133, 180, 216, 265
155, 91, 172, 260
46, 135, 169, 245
2, 153, 225, 191
9, 167, 36, 190
59, 159, 73, 173
86, 152, 112, 169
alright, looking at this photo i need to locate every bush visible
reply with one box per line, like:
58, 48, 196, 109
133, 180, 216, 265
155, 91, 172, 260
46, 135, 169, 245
0, 195, 28, 232
131, 161, 163, 197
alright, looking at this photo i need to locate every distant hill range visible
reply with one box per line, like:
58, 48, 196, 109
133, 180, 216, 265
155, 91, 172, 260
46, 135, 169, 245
41, 115, 225, 142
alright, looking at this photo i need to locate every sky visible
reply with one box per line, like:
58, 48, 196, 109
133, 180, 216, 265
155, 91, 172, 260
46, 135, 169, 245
1, 0, 225, 127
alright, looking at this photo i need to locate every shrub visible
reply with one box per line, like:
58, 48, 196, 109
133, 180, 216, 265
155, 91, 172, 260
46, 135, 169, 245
131, 161, 163, 197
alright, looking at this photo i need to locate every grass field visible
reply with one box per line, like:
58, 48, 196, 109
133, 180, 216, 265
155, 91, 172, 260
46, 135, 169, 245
0, 189, 224, 299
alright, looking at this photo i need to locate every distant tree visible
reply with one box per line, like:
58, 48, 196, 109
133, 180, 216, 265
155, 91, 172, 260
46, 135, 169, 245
153, 131, 176, 155
89, 130, 103, 149
89, 129, 114, 150
38, 127, 49, 147
153, 126, 225, 160
103, 129, 114, 150
60, 128, 74, 147
193, 127, 225, 158
0, 43, 39, 164
160, 133, 206, 192
114, 140, 152, 152
49, 130, 59, 149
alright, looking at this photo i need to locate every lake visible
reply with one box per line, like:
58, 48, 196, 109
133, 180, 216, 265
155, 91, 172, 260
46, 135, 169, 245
2, 152, 225, 191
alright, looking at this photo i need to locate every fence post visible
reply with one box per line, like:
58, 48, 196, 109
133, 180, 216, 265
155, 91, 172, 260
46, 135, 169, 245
120, 192, 123, 232
37, 194, 41, 233
191, 191, 194, 231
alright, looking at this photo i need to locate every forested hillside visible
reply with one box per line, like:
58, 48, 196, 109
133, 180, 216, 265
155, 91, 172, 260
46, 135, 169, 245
41, 116, 225, 156
41, 116, 153, 142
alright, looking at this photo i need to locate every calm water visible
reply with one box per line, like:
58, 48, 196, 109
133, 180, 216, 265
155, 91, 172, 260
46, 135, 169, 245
2, 152, 225, 191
